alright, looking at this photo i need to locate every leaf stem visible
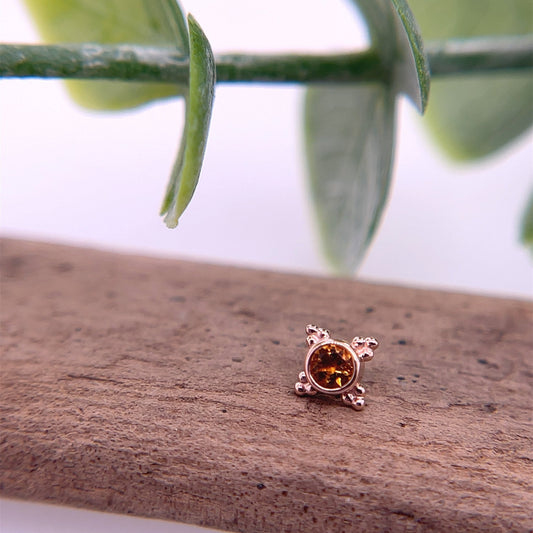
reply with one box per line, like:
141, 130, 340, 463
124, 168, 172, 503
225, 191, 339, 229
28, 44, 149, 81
0, 35, 531, 84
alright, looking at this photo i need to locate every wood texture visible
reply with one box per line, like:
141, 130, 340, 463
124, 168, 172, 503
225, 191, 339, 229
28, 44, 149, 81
1, 238, 532, 532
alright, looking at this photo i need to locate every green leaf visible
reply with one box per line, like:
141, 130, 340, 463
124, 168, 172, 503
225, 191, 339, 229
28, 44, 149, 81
23, 0, 189, 110
160, 14, 215, 228
353, 0, 430, 112
521, 190, 533, 253
305, 85, 396, 273
303, 0, 424, 273
408, 0, 533, 159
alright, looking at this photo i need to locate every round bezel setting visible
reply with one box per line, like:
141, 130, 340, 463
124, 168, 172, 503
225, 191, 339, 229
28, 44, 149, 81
304, 340, 360, 395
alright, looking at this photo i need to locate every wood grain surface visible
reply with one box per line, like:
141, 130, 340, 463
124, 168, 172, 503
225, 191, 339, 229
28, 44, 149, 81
1, 238, 532, 532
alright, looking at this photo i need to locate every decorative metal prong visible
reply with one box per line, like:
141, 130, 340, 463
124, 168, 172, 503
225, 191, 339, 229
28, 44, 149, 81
295, 382, 307, 396
306, 325, 330, 346
352, 397, 365, 411
365, 337, 379, 350
295, 381, 316, 396
341, 392, 365, 411
351, 336, 365, 349
342, 392, 356, 406
353, 384, 365, 396
352, 336, 378, 361
360, 352, 374, 362
295, 371, 316, 396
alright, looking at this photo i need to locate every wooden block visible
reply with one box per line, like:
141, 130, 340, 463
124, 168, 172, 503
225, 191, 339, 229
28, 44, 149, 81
1, 238, 531, 532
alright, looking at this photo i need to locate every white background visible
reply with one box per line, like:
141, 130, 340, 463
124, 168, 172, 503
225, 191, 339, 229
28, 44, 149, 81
1, 0, 532, 531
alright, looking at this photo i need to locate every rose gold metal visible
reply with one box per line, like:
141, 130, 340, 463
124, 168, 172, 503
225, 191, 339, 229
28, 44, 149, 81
295, 324, 379, 410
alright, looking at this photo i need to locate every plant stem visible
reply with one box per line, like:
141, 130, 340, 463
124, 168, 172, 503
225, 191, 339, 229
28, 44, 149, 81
425, 36, 533, 76
0, 36, 531, 84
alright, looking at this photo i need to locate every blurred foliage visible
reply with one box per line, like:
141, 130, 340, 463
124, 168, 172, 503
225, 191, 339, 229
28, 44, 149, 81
521, 190, 533, 253
305, 84, 396, 273
24, 0, 189, 110
304, 0, 429, 272
409, 0, 533, 160
18, 0, 533, 268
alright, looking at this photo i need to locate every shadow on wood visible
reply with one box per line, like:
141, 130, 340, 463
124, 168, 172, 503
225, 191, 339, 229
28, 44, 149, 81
1, 239, 531, 532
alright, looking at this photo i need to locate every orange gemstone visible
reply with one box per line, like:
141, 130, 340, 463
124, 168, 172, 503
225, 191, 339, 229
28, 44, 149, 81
308, 343, 355, 390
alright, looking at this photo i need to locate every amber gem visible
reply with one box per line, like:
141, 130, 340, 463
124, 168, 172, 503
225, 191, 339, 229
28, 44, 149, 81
308, 343, 355, 390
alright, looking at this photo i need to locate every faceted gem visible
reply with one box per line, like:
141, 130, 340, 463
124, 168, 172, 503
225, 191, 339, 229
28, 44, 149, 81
308, 342, 355, 390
